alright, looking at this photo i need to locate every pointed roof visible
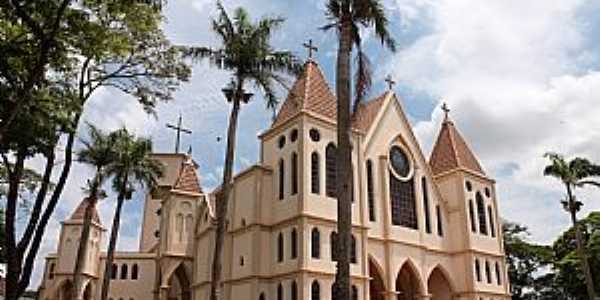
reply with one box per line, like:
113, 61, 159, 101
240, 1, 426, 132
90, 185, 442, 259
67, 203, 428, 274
272, 60, 337, 127
352, 91, 389, 133
429, 118, 485, 176
70, 198, 101, 224
173, 157, 203, 193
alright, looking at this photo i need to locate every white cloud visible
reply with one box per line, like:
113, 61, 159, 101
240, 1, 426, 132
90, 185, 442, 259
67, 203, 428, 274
389, 0, 600, 243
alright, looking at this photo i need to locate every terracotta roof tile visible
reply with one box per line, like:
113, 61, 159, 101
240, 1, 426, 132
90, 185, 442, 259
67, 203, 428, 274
174, 159, 202, 193
429, 119, 485, 176
70, 198, 101, 224
352, 92, 388, 132
272, 60, 337, 126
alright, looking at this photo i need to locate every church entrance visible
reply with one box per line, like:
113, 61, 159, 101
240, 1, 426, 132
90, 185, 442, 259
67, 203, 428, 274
395, 262, 422, 300
57, 280, 73, 300
167, 264, 191, 300
369, 259, 386, 300
427, 267, 453, 300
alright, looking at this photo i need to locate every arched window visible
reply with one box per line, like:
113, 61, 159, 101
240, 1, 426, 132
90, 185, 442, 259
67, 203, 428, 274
277, 283, 283, 300
350, 235, 357, 264
176, 213, 184, 241
475, 259, 481, 282
311, 280, 320, 300
311, 152, 320, 194
311, 228, 321, 259
495, 262, 502, 285
120, 264, 128, 280
488, 206, 496, 237
277, 233, 284, 262
49, 263, 55, 279
279, 159, 285, 200
330, 232, 338, 261
291, 152, 298, 195
259, 293, 265, 300
476, 192, 488, 235
291, 228, 298, 259
422, 177, 432, 233
389, 175, 417, 229
111, 264, 118, 279
436, 205, 443, 237
325, 143, 337, 198
469, 200, 476, 233
131, 264, 138, 280
485, 261, 492, 284
291, 281, 298, 300
351, 285, 358, 300
366, 160, 375, 221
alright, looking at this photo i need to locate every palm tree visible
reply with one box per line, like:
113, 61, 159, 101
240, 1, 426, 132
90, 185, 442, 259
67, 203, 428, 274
321, 1, 396, 299
544, 152, 600, 299
183, 3, 300, 300
99, 128, 163, 300
73, 124, 118, 297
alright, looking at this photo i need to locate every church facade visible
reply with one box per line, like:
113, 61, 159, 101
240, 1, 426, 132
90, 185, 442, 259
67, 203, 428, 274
38, 59, 511, 300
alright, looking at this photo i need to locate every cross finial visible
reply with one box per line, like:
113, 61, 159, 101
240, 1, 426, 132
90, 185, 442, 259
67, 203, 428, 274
441, 102, 451, 122
166, 114, 192, 154
385, 75, 396, 90
303, 39, 318, 59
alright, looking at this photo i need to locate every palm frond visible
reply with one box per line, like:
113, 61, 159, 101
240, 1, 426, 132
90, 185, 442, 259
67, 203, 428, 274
214, 1, 234, 40
353, 0, 397, 52
353, 47, 372, 110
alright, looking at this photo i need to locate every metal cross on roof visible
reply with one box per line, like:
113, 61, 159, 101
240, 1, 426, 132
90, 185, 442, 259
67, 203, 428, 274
303, 39, 318, 59
166, 114, 192, 154
385, 75, 396, 90
441, 102, 451, 121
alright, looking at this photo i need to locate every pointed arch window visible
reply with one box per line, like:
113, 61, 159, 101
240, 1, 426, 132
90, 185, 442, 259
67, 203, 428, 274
350, 235, 357, 264
366, 160, 375, 221
291, 152, 298, 195
279, 159, 285, 200
469, 200, 476, 233
485, 261, 492, 284
277, 233, 284, 262
495, 262, 502, 285
330, 232, 338, 261
389, 175, 417, 229
311, 152, 320, 194
475, 259, 481, 282
111, 264, 118, 279
259, 293, 265, 300
351, 285, 358, 300
476, 192, 488, 235
436, 205, 443, 236
121, 264, 128, 280
291, 281, 298, 300
291, 228, 298, 259
325, 143, 337, 198
131, 264, 138, 280
311, 280, 320, 300
277, 283, 283, 300
49, 263, 55, 279
488, 206, 496, 237
311, 228, 321, 259
422, 177, 431, 233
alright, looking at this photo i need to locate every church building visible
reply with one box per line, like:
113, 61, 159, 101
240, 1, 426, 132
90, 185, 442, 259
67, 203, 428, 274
38, 58, 510, 300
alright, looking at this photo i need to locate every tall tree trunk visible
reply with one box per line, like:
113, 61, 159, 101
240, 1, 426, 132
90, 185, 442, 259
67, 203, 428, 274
73, 173, 101, 300
209, 80, 243, 300
566, 184, 596, 300
100, 183, 128, 300
333, 14, 353, 300
4, 151, 25, 300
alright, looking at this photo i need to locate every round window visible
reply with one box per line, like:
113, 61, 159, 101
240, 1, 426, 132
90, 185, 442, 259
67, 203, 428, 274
389, 146, 411, 178
309, 128, 320, 142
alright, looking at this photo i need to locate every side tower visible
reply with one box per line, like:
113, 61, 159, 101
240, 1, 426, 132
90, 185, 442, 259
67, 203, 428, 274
429, 114, 510, 299
43, 198, 104, 300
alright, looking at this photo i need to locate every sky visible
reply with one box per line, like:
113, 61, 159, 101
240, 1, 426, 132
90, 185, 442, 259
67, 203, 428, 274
25, 0, 600, 289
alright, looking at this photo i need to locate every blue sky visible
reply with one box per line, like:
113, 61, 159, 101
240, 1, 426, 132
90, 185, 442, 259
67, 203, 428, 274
28, 0, 600, 288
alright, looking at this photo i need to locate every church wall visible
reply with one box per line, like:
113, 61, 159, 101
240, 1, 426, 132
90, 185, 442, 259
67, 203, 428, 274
140, 193, 161, 252
97, 254, 156, 300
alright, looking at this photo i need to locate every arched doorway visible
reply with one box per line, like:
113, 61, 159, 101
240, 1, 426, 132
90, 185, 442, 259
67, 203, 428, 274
395, 262, 422, 300
58, 280, 73, 300
167, 264, 191, 300
82, 281, 93, 300
369, 258, 385, 300
427, 267, 453, 300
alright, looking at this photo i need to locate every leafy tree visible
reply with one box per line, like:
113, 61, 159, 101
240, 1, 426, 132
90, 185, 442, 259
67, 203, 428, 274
100, 128, 163, 300
321, 1, 396, 298
544, 153, 600, 299
1, 1, 189, 299
183, 3, 300, 299
503, 221, 553, 299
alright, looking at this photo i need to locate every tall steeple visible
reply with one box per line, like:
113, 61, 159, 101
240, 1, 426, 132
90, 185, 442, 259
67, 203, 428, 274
429, 106, 485, 176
